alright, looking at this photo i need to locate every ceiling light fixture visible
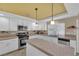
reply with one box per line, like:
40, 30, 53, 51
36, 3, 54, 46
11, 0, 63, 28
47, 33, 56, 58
50, 3, 55, 25
33, 8, 38, 26
32, 22, 38, 26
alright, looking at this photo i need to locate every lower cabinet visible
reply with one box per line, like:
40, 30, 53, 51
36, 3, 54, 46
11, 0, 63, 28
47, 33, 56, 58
77, 41, 79, 53
70, 40, 76, 55
0, 38, 18, 55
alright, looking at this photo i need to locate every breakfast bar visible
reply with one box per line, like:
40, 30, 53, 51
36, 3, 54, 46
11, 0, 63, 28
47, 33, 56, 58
27, 38, 75, 56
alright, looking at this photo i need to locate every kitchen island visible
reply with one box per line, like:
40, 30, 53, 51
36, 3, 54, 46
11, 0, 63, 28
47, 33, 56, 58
27, 38, 75, 56
29, 34, 76, 55
29, 34, 76, 44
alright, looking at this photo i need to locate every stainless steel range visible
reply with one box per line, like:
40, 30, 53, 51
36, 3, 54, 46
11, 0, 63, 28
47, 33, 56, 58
17, 31, 29, 48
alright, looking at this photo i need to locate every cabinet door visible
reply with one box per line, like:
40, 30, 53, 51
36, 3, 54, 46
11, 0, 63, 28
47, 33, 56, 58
0, 38, 18, 55
48, 24, 57, 35
0, 17, 9, 31
6, 38, 18, 51
77, 41, 79, 53
10, 19, 17, 31
48, 23, 65, 36
70, 40, 76, 55
0, 40, 9, 55
76, 20, 79, 53
18, 19, 23, 25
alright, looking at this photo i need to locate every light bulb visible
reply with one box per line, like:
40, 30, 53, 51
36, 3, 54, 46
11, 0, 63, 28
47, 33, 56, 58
32, 22, 38, 26
50, 20, 55, 24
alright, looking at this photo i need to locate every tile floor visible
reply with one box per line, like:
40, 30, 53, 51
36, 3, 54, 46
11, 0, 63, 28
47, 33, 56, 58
3, 48, 26, 56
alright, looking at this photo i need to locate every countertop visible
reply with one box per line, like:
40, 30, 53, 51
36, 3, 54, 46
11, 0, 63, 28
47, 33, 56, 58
28, 38, 74, 56
0, 33, 17, 41
38, 34, 76, 40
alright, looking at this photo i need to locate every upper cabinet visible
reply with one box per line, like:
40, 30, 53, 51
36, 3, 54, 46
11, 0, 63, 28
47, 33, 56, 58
48, 23, 65, 36
0, 12, 33, 31
0, 16, 18, 31
9, 17, 18, 31
0, 17, 9, 31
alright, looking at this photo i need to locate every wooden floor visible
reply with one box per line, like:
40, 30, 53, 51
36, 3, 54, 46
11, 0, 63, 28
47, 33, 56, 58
3, 48, 26, 56
1, 44, 79, 56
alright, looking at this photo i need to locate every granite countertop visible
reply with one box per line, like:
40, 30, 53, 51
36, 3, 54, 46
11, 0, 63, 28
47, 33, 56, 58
28, 38, 74, 56
0, 34, 17, 41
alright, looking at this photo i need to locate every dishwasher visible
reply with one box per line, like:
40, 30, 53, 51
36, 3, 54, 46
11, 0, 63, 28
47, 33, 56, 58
58, 38, 70, 46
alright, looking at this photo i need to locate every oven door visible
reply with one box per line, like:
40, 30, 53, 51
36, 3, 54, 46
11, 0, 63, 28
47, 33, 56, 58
20, 38, 26, 48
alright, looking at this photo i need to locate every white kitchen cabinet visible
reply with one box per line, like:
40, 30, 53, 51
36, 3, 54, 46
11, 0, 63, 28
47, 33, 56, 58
18, 19, 23, 25
0, 17, 18, 31
70, 40, 76, 55
22, 19, 26, 26
10, 18, 17, 31
77, 41, 79, 53
0, 17, 9, 31
0, 38, 18, 55
48, 23, 65, 36
48, 24, 57, 35
76, 19, 79, 53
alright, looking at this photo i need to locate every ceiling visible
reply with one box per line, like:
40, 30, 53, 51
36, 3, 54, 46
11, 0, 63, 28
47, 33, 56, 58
0, 3, 66, 20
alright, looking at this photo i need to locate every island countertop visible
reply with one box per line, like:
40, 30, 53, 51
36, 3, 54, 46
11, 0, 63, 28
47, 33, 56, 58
27, 38, 75, 56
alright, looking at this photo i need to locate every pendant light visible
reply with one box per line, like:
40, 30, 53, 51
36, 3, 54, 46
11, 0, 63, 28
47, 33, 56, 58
50, 3, 55, 24
32, 8, 38, 26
